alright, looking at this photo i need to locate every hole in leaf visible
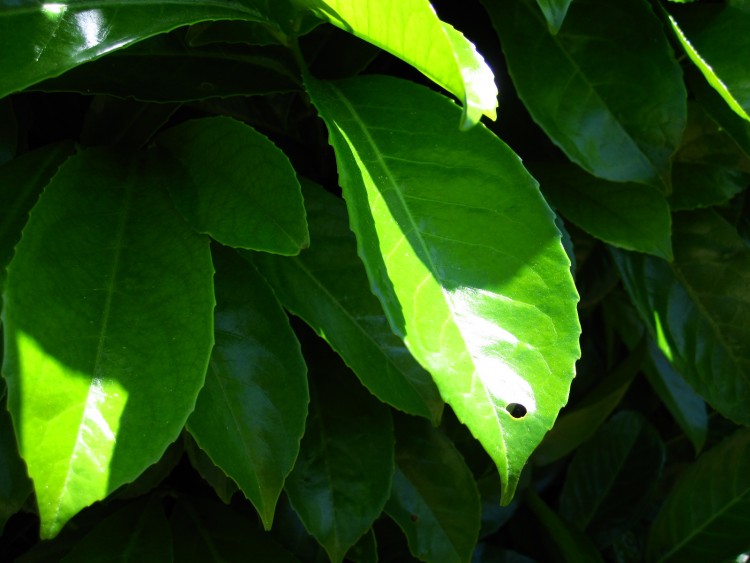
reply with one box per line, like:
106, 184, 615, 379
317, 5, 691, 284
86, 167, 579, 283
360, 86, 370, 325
506, 403, 527, 419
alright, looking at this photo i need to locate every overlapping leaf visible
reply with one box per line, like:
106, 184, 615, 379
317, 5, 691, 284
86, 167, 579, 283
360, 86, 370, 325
296, 0, 497, 128
613, 210, 750, 425
1, 148, 215, 537
183, 434, 238, 505
0, 398, 31, 534
647, 428, 750, 562
485, 0, 686, 189
306, 74, 580, 502
252, 180, 443, 423
534, 0, 572, 34
0, 0, 281, 98
156, 116, 308, 254
187, 249, 308, 529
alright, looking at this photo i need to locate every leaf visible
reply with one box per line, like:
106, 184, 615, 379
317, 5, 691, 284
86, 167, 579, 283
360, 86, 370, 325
183, 432, 238, 505
305, 74, 580, 503
670, 102, 750, 210
297, 0, 497, 129
647, 428, 750, 562
0, 396, 31, 534
0, 0, 275, 98
0, 142, 75, 299
385, 415, 481, 563
559, 411, 665, 548
187, 248, 308, 529
535, 162, 673, 260
169, 496, 298, 562
1, 147, 215, 537
34, 34, 301, 101
533, 341, 644, 466
485, 0, 686, 189
156, 116, 308, 254
60, 498, 172, 562
111, 439, 183, 501
0, 98, 17, 166
252, 180, 443, 423
345, 528, 378, 563
534, 0, 572, 34
667, 2, 750, 123
285, 357, 394, 563
612, 209, 750, 425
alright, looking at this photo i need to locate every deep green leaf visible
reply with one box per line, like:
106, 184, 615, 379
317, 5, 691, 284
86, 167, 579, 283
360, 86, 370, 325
346, 528, 378, 563
385, 415, 481, 563
0, 396, 31, 534
533, 341, 643, 466
285, 360, 394, 563
186, 14, 322, 47
187, 248, 308, 528
252, 180, 443, 423
0, 0, 275, 98
183, 432, 238, 505
559, 411, 665, 547
536, 162, 673, 260
612, 210, 750, 425
485, 0, 686, 189
0, 98, 17, 166
169, 496, 298, 562
297, 0, 497, 128
156, 116, 308, 254
0, 142, 75, 299
111, 439, 183, 501
472, 545, 538, 563
534, 0, 571, 34
306, 74, 580, 503
1, 147, 214, 537
60, 498, 172, 562
34, 34, 301, 101
668, 2, 750, 122
670, 102, 750, 210
647, 428, 750, 562
525, 489, 604, 563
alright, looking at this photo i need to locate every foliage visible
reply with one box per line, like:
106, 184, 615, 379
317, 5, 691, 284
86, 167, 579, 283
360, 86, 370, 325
0, 0, 749, 561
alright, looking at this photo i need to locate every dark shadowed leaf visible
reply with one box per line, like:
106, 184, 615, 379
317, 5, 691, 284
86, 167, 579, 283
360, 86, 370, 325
534, 0, 572, 33
613, 210, 750, 425
306, 74, 580, 503
0, 99, 17, 166
0, 397, 31, 534
285, 359, 394, 563
187, 248, 308, 528
346, 528, 378, 563
647, 428, 750, 562
252, 180, 443, 423
1, 147, 215, 537
485, 0, 686, 189
385, 415, 481, 563
157, 116, 307, 254
559, 411, 665, 547
60, 498, 172, 562
183, 433, 238, 505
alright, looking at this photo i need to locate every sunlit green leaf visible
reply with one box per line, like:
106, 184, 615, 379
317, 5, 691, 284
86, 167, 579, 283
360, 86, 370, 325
156, 116, 308, 254
60, 498, 172, 562
647, 428, 750, 562
252, 180, 443, 423
297, 0, 497, 128
1, 147, 214, 537
485, 0, 686, 189
187, 248, 308, 529
385, 415, 481, 563
285, 360, 394, 563
613, 210, 750, 425
306, 74, 580, 503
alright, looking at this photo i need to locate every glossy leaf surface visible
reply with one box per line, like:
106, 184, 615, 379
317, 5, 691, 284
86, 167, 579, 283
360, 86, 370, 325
306, 74, 580, 502
0, 398, 31, 534
60, 498, 172, 562
297, 0, 497, 129
187, 249, 308, 529
647, 428, 750, 562
2, 148, 214, 537
285, 362, 394, 563
559, 411, 665, 547
0, 0, 272, 98
157, 116, 308, 254
385, 415, 481, 563
536, 163, 672, 260
252, 180, 443, 423
668, 2, 750, 122
613, 210, 750, 425
486, 0, 686, 189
